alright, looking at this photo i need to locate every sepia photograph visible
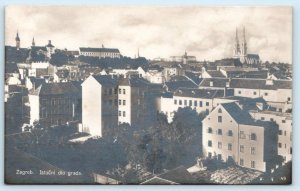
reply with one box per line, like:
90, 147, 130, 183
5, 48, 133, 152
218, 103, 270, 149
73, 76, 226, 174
4, 6, 292, 184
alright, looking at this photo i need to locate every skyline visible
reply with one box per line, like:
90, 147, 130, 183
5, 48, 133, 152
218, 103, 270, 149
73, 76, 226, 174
5, 6, 292, 63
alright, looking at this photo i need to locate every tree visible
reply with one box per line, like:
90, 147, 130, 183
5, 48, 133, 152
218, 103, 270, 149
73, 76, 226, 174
50, 52, 69, 66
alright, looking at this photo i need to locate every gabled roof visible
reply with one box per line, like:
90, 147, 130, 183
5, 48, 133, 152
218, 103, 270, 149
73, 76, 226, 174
30, 82, 80, 96
174, 88, 225, 99
119, 76, 149, 87
184, 71, 202, 85
92, 75, 119, 87
164, 80, 198, 92
221, 102, 258, 126
199, 78, 229, 88
230, 79, 292, 90
79, 47, 120, 53
27, 77, 46, 88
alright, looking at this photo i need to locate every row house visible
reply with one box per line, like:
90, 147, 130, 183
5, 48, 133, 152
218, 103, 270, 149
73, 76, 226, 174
159, 88, 225, 123
202, 102, 279, 172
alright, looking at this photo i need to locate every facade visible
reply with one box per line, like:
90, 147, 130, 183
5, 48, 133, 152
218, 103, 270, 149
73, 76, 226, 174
28, 82, 81, 127
79, 47, 121, 58
81, 75, 119, 137
159, 88, 225, 123
250, 110, 292, 163
202, 102, 278, 172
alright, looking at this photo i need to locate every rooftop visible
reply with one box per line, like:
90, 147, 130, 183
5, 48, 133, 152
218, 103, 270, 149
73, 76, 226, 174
79, 47, 120, 53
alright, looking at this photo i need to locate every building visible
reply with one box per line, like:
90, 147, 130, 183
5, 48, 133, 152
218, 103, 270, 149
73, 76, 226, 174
250, 110, 292, 163
81, 75, 119, 137
169, 51, 197, 64
233, 27, 260, 65
159, 88, 225, 123
79, 47, 121, 58
202, 102, 279, 172
28, 82, 81, 127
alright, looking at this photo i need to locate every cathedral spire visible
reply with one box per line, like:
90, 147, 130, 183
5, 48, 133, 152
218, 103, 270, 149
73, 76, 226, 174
15, 31, 20, 49
32, 37, 35, 47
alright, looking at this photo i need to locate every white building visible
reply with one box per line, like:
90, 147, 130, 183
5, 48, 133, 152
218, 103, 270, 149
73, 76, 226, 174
79, 47, 121, 58
202, 102, 279, 172
159, 88, 225, 123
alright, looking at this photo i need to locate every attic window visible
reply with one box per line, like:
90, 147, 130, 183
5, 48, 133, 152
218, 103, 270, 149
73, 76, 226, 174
218, 108, 222, 113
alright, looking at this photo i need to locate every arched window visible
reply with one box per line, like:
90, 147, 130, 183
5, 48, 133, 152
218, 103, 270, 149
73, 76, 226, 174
218, 108, 222, 113
250, 133, 257, 141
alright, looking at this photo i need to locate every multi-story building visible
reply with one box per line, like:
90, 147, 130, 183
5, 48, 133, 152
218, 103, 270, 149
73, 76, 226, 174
28, 82, 81, 127
159, 88, 225, 123
250, 110, 292, 163
81, 75, 161, 137
202, 102, 279, 172
81, 75, 119, 137
79, 47, 121, 58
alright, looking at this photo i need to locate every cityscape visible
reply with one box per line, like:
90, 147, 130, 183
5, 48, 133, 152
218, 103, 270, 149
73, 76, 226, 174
5, 6, 292, 184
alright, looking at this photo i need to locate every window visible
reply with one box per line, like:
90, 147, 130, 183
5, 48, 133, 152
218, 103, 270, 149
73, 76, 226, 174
218, 142, 222, 149
119, 88, 121, 94
228, 130, 233, 136
284, 131, 287, 136
253, 91, 257, 95
118, 111, 121, 116
208, 140, 212, 147
123, 89, 126, 94
217, 154, 222, 160
114, 99, 118, 106
217, 129, 222, 135
123, 100, 126, 105
208, 127, 213, 134
208, 152, 212, 159
189, 100, 192, 106
218, 108, 222, 113
184, 100, 187, 106
270, 118, 274, 122
240, 131, 246, 139
123, 111, 126, 117
199, 101, 203, 107
218, 116, 222, 123
240, 145, 244, 153
278, 143, 282, 148
228, 143, 232, 151
179, 100, 182, 105
279, 130, 282, 135
194, 101, 197, 107
118, 100, 121, 105
251, 161, 255, 168
206, 102, 209, 106
282, 120, 286, 123
264, 92, 268, 96
238, 91, 241, 94
288, 97, 291, 101
174, 100, 177, 105
251, 147, 256, 155
261, 117, 265, 120
250, 133, 257, 141
240, 158, 244, 166
114, 88, 118, 94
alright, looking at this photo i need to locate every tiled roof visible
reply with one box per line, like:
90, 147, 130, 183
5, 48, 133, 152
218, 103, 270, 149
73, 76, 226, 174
30, 82, 80, 96
174, 88, 225, 99
119, 76, 149, 87
79, 47, 120, 53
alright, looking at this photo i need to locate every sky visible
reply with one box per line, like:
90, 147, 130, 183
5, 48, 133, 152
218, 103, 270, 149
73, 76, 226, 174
5, 6, 292, 63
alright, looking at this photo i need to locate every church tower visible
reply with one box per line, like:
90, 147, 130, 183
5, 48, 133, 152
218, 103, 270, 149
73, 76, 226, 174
233, 28, 240, 57
32, 37, 35, 47
15, 31, 20, 50
241, 26, 247, 57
